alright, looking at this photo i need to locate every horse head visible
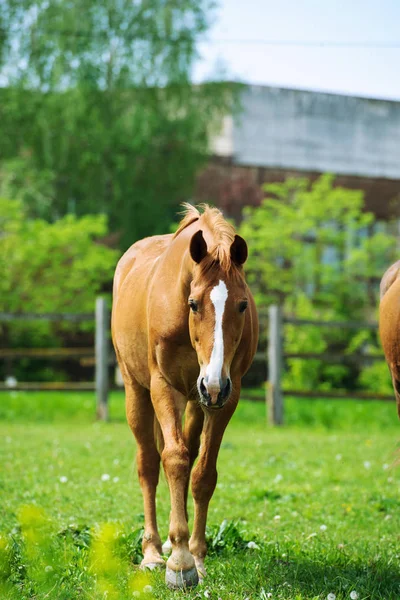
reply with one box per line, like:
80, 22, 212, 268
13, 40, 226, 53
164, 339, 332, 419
188, 229, 249, 409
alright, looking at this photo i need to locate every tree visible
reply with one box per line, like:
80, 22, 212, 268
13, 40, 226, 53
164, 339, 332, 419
239, 174, 398, 393
0, 198, 118, 357
0, 0, 236, 248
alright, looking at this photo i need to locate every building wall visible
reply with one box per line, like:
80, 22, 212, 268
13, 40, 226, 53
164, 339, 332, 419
236, 86, 400, 179
202, 85, 400, 220
195, 161, 400, 221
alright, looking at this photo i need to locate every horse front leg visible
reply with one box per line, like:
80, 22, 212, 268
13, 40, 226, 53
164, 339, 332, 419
150, 373, 198, 589
189, 393, 239, 581
162, 401, 204, 557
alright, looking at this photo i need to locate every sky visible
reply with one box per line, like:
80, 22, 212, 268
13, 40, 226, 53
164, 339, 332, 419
193, 0, 400, 101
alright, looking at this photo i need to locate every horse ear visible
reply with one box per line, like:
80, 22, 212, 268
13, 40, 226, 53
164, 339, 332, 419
190, 230, 208, 264
230, 235, 248, 265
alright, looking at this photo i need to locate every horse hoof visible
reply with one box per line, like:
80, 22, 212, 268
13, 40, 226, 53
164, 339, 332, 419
194, 559, 207, 583
140, 560, 165, 571
165, 566, 199, 589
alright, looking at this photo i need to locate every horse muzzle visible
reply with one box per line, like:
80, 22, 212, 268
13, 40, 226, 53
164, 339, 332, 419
198, 376, 231, 409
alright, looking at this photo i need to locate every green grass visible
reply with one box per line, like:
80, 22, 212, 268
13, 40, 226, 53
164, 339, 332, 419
1, 391, 400, 599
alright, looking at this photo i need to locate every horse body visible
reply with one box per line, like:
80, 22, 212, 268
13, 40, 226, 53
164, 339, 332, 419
379, 260, 400, 416
112, 205, 258, 588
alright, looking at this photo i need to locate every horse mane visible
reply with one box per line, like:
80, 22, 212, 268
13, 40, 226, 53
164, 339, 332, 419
173, 203, 238, 273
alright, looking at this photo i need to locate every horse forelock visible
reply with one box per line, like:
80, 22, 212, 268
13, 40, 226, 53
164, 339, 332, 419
174, 203, 238, 275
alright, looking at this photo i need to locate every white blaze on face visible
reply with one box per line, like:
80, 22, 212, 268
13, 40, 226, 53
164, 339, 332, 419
205, 280, 228, 387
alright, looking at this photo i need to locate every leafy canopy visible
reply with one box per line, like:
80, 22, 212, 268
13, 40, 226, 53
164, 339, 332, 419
0, 198, 118, 350
0, 0, 235, 248
239, 174, 397, 393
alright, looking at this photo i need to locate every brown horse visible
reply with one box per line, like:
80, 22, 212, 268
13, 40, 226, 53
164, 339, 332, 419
111, 204, 258, 588
379, 260, 400, 416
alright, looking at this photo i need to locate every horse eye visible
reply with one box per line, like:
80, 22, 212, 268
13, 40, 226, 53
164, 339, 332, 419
239, 301, 248, 313
189, 299, 198, 312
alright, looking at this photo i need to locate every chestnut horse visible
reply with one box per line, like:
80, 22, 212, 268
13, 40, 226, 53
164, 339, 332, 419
112, 205, 258, 588
380, 260, 400, 416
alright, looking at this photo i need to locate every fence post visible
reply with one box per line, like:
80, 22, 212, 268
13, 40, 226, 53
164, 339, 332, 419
95, 297, 109, 421
267, 304, 284, 425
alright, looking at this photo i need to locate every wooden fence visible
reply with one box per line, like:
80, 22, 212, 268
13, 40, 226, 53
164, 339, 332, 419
265, 305, 393, 425
0, 297, 110, 421
0, 301, 393, 424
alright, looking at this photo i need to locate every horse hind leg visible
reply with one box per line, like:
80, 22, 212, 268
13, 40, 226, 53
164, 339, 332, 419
125, 379, 165, 570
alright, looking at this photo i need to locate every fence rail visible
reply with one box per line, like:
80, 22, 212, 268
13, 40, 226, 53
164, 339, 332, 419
0, 312, 93, 322
266, 304, 392, 425
1, 301, 392, 424
0, 298, 110, 421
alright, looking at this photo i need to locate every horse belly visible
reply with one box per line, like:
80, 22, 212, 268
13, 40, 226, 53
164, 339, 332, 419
112, 278, 152, 389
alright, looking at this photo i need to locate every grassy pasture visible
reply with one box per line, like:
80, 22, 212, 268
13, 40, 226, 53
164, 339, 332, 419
1, 391, 400, 599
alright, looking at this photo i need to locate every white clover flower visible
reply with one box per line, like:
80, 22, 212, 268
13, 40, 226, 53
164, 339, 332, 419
335, 454, 342, 461
383, 463, 389, 470
350, 592, 358, 600
113, 458, 120, 465
203, 591, 210, 598
364, 461, 371, 469
44, 565, 53, 572
274, 474, 283, 483
247, 541, 260, 549
101, 473, 110, 481
327, 594, 336, 600
320, 524, 327, 531
59, 476, 68, 483
113, 477, 119, 483
273, 515, 281, 521
5, 376, 17, 388
143, 585, 153, 594
132, 592, 140, 598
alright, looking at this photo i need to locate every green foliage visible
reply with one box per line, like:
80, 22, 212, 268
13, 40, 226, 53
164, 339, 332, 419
206, 519, 250, 555
239, 174, 398, 393
0, 199, 118, 375
0, 0, 237, 248
0, 154, 55, 219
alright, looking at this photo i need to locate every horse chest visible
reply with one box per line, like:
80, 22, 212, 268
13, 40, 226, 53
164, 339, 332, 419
155, 340, 199, 396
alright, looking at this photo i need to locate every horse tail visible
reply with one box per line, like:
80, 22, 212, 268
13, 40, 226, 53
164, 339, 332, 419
153, 415, 164, 456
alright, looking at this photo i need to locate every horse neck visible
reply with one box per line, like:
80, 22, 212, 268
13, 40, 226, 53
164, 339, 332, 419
166, 224, 199, 295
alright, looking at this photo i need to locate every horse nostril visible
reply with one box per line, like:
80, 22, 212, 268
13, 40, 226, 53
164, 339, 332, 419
219, 378, 231, 402
200, 378, 210, 401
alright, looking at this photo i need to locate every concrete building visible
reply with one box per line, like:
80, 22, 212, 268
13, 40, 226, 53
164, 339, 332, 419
196, 85, 400, 221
